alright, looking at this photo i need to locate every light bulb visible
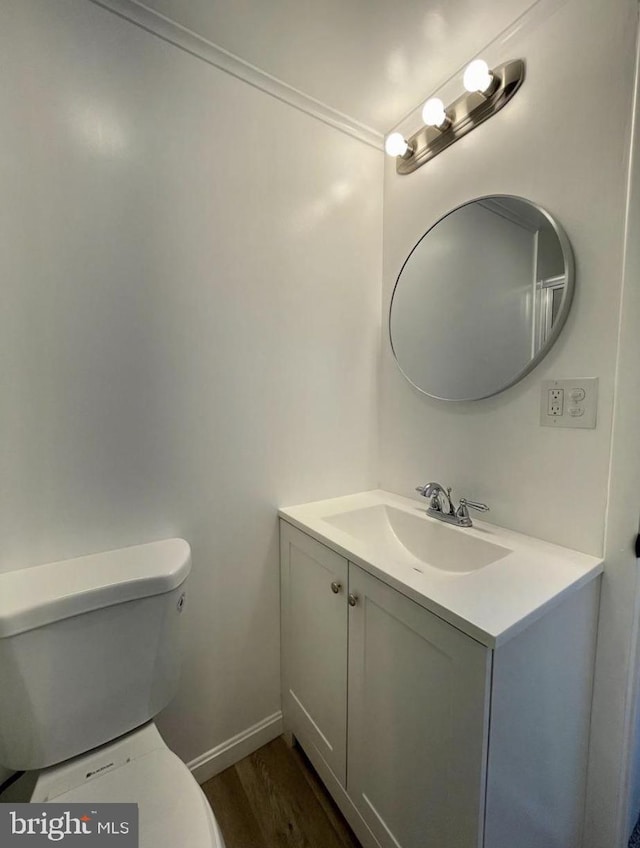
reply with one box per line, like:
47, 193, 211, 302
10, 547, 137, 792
384, 132, 411, 157
421, 98, 449, 129
463, 59, 494, 94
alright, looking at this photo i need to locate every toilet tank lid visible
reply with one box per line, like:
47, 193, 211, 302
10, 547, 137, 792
0, 538, 191, 638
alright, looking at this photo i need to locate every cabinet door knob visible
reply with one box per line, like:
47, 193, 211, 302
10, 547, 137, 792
348, 593, 359, 607
330, 581, 342, 594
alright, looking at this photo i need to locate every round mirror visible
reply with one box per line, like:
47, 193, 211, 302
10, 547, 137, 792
389, 195, 574, 401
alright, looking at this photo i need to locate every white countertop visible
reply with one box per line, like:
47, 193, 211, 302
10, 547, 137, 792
279, 489, 603, 648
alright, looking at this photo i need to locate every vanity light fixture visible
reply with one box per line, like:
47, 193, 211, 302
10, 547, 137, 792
386, 58, 525, 175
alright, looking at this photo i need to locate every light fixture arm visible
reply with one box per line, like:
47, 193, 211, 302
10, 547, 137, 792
394, 59, 525, 175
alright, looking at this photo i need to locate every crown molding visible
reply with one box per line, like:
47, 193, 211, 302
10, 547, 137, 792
87, 0, 384, 150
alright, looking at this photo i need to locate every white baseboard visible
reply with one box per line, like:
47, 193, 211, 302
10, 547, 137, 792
187, 711, 283, 785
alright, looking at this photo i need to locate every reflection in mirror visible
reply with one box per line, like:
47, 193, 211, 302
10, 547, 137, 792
389, 196, 574, 401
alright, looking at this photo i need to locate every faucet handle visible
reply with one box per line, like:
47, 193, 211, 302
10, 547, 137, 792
416, 483, 453, 514
416, 483, 442, 512
459, 498, 490, 513
454, 498, 489, 527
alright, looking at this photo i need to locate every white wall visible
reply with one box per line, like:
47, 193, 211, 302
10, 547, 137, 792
0, 0, 382, 770
379, 1, 639, 845
380, 0, 636, 555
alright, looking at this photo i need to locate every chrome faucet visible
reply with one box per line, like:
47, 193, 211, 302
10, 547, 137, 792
415, 482, 489, 528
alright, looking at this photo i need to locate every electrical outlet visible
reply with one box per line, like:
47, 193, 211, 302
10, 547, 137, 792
540, 379, 598, 429
548, 389, 564, 416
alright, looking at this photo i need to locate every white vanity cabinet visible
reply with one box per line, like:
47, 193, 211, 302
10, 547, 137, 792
280, 517, 600, 848
280, 522, 489, 848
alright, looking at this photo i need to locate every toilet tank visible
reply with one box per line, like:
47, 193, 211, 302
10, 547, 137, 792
0, 539, 191, 771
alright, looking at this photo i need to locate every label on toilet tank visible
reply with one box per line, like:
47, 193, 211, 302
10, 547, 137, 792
0, 804, 138, 846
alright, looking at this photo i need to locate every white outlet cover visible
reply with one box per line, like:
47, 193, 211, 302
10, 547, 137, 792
540, 378, 598, 429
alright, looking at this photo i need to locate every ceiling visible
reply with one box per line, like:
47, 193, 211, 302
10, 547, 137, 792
136, 0, 541, 133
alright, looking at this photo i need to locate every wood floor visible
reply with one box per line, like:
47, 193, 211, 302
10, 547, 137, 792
201, 736, 362, 848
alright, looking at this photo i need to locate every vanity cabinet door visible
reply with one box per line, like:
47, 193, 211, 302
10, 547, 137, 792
347, 564, 491, 848
280, 522, 348, 785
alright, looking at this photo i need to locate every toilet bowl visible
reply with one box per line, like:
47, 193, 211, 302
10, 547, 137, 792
0, 539, 225, 848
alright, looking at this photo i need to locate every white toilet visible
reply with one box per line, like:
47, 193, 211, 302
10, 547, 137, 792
0, 538, 226, 848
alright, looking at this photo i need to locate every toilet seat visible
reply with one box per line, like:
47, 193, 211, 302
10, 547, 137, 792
29, 724, 225, 848
51, 747, 224, 848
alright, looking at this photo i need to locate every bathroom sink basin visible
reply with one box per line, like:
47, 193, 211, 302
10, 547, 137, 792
323, 504, 509, 574
280, 490, 604, 646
